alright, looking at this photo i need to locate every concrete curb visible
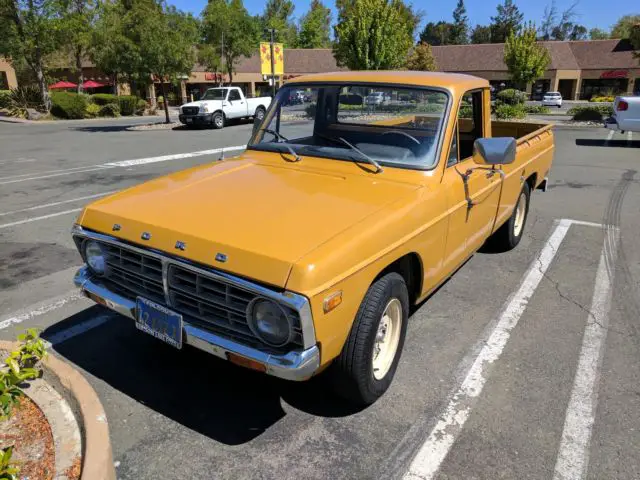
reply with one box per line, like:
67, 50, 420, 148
0, 341, 115, 480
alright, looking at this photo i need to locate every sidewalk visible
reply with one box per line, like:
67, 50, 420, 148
0, 107, 180, 125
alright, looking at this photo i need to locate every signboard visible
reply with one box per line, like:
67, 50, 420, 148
260, 42, 284, 76
204, 73, 226, 83
600, 70, 628, 79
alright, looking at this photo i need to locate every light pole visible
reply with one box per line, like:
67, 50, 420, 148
265, 28, 277, 98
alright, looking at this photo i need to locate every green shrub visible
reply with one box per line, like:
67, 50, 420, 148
524, 104, 550, 114
157, 95, 164, 106
117, 95, 138, 115
85, 103, 101, 118
91, 93, 118, 106
459, 105, 473, 118
135, 98, 147, 115
589, 95, 614, 103
495, 104, 526, 119
50, 91, 87, 119
496, 89, 528, 105
4, 85, 43, 117
99, 103, 120, 117
305, 102, 317, 118
567, 105, 613, 121
0, 90, 10, 109
167, 92, 177, 104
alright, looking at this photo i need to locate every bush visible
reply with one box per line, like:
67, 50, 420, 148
524, 104, 550, 114
167, 91, 177, 104
157, 95, 164, 106
117, 95, 138, 115
85, 103, 101, 118
495, 104, 527, 119
305, 102, 317, 118
496, 88, 528, 105
589, 96, 614, 103
4, 85, 43, 117
91, 93, 118, 105
567, 105, 613, 121
99, 103, 120, 117
135, 98, 147, 115
0, 90, 10, 109
50, 91, 87, 119
459, 105, 473, 118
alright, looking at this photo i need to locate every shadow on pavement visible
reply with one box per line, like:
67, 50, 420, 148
575, 139, 640, 148
71, 125, 136, 133
42, 306, 362, 445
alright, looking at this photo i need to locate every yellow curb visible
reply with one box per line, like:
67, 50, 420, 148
0, 341, 115, 480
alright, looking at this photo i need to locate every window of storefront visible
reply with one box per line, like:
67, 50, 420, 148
580, 78, 629, 99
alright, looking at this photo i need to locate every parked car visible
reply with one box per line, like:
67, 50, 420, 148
604, 96, 640, 133
178, 87, 271, 129
365, 91, 386, 105
542, 91, 563, 108
71, 71, 554, 406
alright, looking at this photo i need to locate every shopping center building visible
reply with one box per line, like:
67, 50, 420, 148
1, 39, 638, 102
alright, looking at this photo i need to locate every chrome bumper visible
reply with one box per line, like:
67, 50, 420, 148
74, 266, 320, 381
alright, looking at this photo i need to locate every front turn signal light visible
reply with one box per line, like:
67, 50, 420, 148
323, 291, 343, 313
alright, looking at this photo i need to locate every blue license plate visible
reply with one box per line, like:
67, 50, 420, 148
135, 297, 183, 349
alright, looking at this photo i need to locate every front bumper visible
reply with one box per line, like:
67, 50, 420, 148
73, 266, 320, 381
178, 113, 212, 125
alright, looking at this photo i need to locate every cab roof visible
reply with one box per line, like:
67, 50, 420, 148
286, 71, 489, 94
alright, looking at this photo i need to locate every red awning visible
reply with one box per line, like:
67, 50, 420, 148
82, 80, 106, 88
49, 81, 77, 89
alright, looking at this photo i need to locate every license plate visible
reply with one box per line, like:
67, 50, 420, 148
135, 297, 183, 349
186, 118, 192, 123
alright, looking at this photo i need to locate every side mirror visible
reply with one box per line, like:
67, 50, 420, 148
473, 137, 516, 166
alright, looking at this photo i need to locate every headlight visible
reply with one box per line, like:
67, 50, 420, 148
247, 299, 292, 347
201, 104, 209, 113
84, 240, 106, 275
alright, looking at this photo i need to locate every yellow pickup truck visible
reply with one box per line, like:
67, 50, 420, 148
71, 72, 553, 405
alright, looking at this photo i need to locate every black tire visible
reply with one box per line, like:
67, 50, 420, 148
487, 182, 531, 252
211, 111, 224, 129
329, 272, 409, 406
254, 106, 266, 122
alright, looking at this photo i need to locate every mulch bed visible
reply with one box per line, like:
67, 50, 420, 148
0, 395, 55, 480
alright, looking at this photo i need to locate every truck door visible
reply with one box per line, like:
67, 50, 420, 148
225, 89, 246, 119
441, 90, 502, 274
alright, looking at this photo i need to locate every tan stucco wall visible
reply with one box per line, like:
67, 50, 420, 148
0, 57, 18, 89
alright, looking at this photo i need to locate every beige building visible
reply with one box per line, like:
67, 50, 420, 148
0, 58, 18, 90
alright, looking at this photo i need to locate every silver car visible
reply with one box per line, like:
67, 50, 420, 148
542, 92, 563, 108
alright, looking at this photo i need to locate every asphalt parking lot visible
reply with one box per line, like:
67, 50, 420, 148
0, 118, 639, 479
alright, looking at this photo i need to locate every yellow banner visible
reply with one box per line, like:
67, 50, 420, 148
260, 42, 284, 75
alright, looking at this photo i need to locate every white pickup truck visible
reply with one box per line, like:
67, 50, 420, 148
604, 96, 640, 134
179, 87, 272, 129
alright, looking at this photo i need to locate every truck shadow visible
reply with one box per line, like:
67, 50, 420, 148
42, 306, 363, 446
575, 139, 640, 148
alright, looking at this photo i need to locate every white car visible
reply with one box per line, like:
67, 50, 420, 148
604, 96, 640, 133
542, 92, 563, 108
365, 92, 386, 105
179, 87, 271, 129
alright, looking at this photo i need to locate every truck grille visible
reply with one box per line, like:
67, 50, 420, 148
182, 107, 199, 115
96, 241, 303, 349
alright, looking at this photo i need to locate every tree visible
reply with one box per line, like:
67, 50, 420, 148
297, 0, 331, 48
611, 14, 640, 39
202, 0, 257, 85
0, 0, 66, 110
450, 0, 469, 44
261, 0, 297, 47
589, 28, 609, 40
470, 25, 492, 43
62, 0, 96, 94
539, 1, 586, 41
406, 42, 437, 70
490, 0, 524, 43
419, 21, 453, 46
504, 22, 550, 89
334, 0, 416, 70
630, 23, 640, 64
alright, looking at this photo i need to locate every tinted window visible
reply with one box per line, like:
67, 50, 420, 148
229, 90, 241, 101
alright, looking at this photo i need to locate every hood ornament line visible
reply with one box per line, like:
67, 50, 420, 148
141, 232, 151, 241
175, 241, 186, 251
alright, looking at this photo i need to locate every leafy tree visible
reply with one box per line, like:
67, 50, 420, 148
630, 23, 640, 64
539, 1, 586, 41
202, 0, 257, 85
333, 0, 416, 70
610, 14, 640, 39
470, 24, 492, 44
0, 0, 66, 110
419, 21, 453, 46
297, 0, 331, 48
406, 42, 437, 70
261, 0, 297, 47
62, 0, 96, 93
490, 0, 524, 43
589, 27, 609, 40
450, 0, 468, 45
197, 44, 222, 82
504, 22, 550, 89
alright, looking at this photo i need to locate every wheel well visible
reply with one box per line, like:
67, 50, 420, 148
376, 253, 423, 304
526, 173, 538, 191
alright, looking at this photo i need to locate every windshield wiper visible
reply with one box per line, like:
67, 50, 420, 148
262, 128, 300, 162
336, 137, 383, 173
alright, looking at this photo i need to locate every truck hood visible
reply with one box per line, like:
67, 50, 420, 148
79, 155, 422, 288
181, 99, 223, 111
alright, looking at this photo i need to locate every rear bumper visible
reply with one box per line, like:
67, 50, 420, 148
604, 117, 620, 130
73, 266, 320, 381
178, 113, 212, 125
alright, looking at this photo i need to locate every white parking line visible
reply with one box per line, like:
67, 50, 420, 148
0, 293, 83, 331
627, 131, 633, 144
0, 208, 83, 229
0, 166, 115, 185
0, 164, 113, 181
604, 130, 614, 145
0, 191, 117, 217
43, 314, 111, 347
105, 145, 246, 167
553, 229, 619, 480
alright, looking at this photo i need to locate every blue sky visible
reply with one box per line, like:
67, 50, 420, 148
169, 0, 637, 32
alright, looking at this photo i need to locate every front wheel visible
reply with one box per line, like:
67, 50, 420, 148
329, 272, 409, 406
211, 111, 224, 129
254, 106, 265, 123
486, 182, 530, 252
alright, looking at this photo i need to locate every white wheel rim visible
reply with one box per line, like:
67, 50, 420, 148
513, 192, 526, 237
215, 115, 223, 127
372, 298, 402, 380
257, 110, 264, 120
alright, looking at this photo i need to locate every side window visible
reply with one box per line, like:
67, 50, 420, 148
458, 90, 483, 159
229, 90, 241, 101
447, 123, 459, 167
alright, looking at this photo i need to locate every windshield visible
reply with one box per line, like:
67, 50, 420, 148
248, 83, 450, 170
200, 89, 227, 101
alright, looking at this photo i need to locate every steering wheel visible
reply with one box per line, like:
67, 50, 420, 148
382, 130, 421, 145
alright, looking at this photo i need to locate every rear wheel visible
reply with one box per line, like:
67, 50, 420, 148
211, 111, 224, 129
486, 182, 530, 251
329, 272, 409, 406
254, 106, 265, 122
